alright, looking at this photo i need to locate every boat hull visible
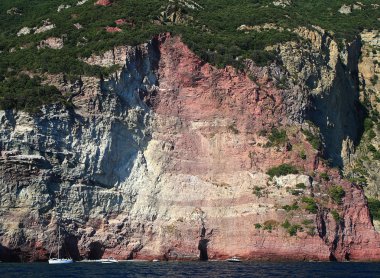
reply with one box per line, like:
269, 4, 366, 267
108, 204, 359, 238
48, 259, 74, 264
100, 259, 118, 263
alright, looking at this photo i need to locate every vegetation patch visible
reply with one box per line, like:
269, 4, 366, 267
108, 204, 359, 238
301, 219, 313, 226
266, 128, 288, 147
1, 0, 379, 111
368, 198, 380, 221
0, 74, 65, 113
253, 186, 264, 198
368, 144, 380, 161
282, 202, 299, 212
328, 185, 345, 204
331, 210, 341, 222
299, 150, 307, 160
295, 183, 306, 189
302, 129, 321, 150
282, 220, 301, 236
263, 220, 278, 232
267, 163, 299, 178
320, 172, 330, 181
301, 196, 318, 213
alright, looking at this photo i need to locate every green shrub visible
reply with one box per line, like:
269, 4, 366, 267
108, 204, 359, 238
275, 76, 289, 90
299, 150, 307, 160
266, 128, 288, 147
302, 219, 313, 226
267, 164, 299, 178
251, 50, 278, 67
296, 183, 306, 189
349, 175, 368, 186
253, 186, 263, 198
364, 118, 374, 132
368, 198, 380, 221
374, 152, 380, 161
370, 75, 379, 86
368, 145, 377, 153
282, 219, 291, 229
254, 223, 262, 229
0, 74, 65, 113
302, 197, 318, 213
289, 189, 302, 196
288, 224, 301, 236
302, 129, 321, 150
282, 203, 299, 212
281, 220, 301, 236
331, 210, 341, 222
320, 172, 330, 181
368, 130, 376, 140
328, 185, 345, 204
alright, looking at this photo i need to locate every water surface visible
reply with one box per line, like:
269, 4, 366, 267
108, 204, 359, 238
1, 261, 380, 277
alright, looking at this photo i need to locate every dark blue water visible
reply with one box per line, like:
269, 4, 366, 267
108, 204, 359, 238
1, 261, 380, 278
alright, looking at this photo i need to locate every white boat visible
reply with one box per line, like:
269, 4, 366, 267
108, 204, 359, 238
226, 256, 242, 262
48, 222, 73, 264
48, 258, 74, 264
99, 258, 118, 263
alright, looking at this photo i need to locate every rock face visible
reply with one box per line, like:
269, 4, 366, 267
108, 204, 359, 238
38, 37, 64, 50
273, 0, 292, 8
272, 26, 364, 167
339, 5, 352, 15
344, 30, 380, 199
1, 34, 380, 262
95, 0, 112, 7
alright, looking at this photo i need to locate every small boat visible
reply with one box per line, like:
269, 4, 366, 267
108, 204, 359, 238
226, 256, 242, 262
48, 258, 74, 264
152, 259, 160, 262
99, 257, 118, 263
48, 220, 73, 264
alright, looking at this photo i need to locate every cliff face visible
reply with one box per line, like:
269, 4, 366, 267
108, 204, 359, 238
273, 27, 364, 168
344, 30, 380, 200
1, 33, 380, 262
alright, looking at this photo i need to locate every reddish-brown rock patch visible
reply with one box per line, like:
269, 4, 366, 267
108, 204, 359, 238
105, 26, 122, 33
95, 0, 112, 6
115, 18, 135, 26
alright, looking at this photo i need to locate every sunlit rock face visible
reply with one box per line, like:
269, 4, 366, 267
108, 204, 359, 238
0, 34, 380, 262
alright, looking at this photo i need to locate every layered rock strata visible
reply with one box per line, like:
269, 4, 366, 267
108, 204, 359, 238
0, 34, 379, 262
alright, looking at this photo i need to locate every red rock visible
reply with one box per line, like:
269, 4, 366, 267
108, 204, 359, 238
114, 19, 126, 25
105, 26, 122, 33
95, 0, 112, 7
114, 18, 134, 26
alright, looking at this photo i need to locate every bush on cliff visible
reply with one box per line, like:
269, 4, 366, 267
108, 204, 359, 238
302, 129, 321, 150
266, 164, 299, 178
282, 220, 302, 236
266, 128, 288, 147
0, 74, 64, 113
301, 197, 318, 214
368, 198, 380, 221
331, 210, 341, 222
282, 202, 299, 212
328, 185, 345, 204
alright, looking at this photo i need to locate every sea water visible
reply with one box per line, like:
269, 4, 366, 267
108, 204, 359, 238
1, 261, 380, 278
